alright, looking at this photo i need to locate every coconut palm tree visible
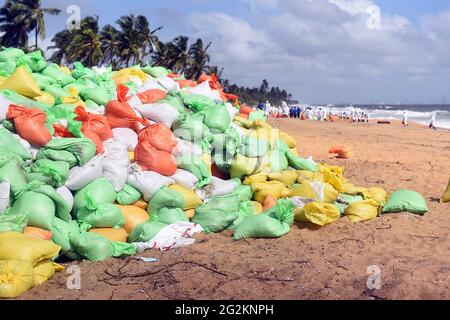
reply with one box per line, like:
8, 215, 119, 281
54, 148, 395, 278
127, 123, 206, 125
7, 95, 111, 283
48, 29, 73, 64
0, 0, 30, 49
164, 36, 191, 75
186, 38, 211, 80
100, 24, 121, 68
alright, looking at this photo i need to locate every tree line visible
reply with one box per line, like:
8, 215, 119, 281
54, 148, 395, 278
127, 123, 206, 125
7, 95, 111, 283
0, 0, 294, 105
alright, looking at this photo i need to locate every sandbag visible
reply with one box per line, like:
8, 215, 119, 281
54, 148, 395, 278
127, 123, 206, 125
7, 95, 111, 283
70, 232, 136, 262
334, 194, 364, 214
251, 180, 291, 203
0, 48, 24, 61
89, 228, 128, 243
170, 169, 199, 190
0, 66, 42, 98
23, 226, 52, 241
65, 155, 104, 191
127, 221, 167, 243
153, 207, 189, 225
286, 151, 318, 172
268, 149, 289, 172
268, 170, 299, 186
0, 260, 35, 299
230, 154, 260, 179
176, 154, 212, 188
201, 104, 231, 133
296, 202, 340, 226
28, 159, 70, 188
238, 136, 269, 158
116, 205, 150, 233
42, 64, 75, 86
7, 104, 51, 146
74, 106, 112, 141
42, 138, 96, 167
33, 260, 62, 286
136, 102, 179, 129
196, 176, 240, 201
169, 184, 203, 210
137, 88, 167, 103
297, 170, 324, 183
148, 187, 185, 214
442, 179, 450, 203
76, 202, 124, 231
345, 199, 380, 223
382, 189, 428, 215
127, 165, 175, 201
8, 191, 55, 230
232, 185, 254, 202
0, 213, 27, 233
362, 187, 388, 206
0, 182, 10, 214
112, 128, 138, 151
0, 127, 32, 160
233, 199, 295, 240
56, 186, 74, 213
138, 123, 178, 153
103, 140, 130, 192
73, 178, 117, 213
141, 66, 170, 78
116, 184, 142, 206
50, 218, 80, 258
0, 159, 27, 196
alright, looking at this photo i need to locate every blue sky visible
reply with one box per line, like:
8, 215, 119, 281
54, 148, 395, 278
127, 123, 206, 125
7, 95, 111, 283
30, 1, 450, 103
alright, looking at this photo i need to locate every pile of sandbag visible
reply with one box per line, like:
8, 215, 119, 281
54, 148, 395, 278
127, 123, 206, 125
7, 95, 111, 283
0, 47, 431, 298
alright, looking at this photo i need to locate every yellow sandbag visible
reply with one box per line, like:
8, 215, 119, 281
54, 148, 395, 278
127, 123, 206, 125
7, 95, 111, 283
184, 209, 196, 220
61, 87, 85, 107
289, 181, 338, 203
341, 182, 366, 196
234, 116, 253, 129
279, 131, 296, 148
34, 91, 55, 106
202, 153, 212, 174
297, 170, 324, 183
243, 173, 268, 185
231, 154, 259, 178
59, 65, 72, 75
251, 201, 263, 214
288, 182, 318, 199
116, 205, 150, 233
345, 199, 379, 223
251, 181, 291, 203
296, 202, 340, 226
0, 66, 42, 98
323, 183, 339, 203
33, 261, 63, 286
320, 164, 345, 192
268, 170, 299, 186
441, 179, 450, 203
89, 228, 129, 243
169, 184, 203, 210
0, 260, 35, 299
0, 232, 60, 266
248, 126, 280, 147
362, 187, 387, 206
113, 68, 147, 83
133, 199, 148, 210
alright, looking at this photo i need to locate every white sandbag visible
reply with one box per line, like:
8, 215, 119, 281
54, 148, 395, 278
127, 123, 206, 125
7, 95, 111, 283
56, 186, 74, 213
225, 102, 239, 120
127, 94, 143, 109
140, 78, 165, 91
112, 128, 138, 151
65, 155, 104, 191
86, 106, 105, 115
135, 103, 179, 128
129, 76, 144, 88
102, 140, 130, 192
157, 76, 179, 91
0, 182, 10, 215
289, 197, 315, 209
127, 164, 175, 201
187, 81, 222, 103
196, 176, 240, 201
170, 169, 199, 190
0, 94, 13, 122
173, 138, 202, 157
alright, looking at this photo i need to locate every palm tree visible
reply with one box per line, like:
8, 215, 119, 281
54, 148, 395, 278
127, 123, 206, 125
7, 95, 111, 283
164, 36, 191, 75
0, 0, 60, 50
66, 16, 103, 67
151, 39, 170, 67
0, 0, 29, 49
100, 24, 121, 68
186, 38, 211, 80
48, 29, 73, 64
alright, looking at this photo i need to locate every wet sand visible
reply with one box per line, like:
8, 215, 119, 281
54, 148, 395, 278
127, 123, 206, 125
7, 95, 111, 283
20, 118, 450, 300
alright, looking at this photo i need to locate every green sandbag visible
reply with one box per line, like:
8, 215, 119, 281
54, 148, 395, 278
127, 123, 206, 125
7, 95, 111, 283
77, 202, 124, 232
72, 62, 98, 81
42, 63, 75, 86
70, 232, 136, 262
32, 73, 56, 89
0, 127, 32, 160
0, 48, 24, 62
43, 84, 70, 98
334, 194, 364, 214
153, 207, 189, 225
127, 221, 168, 243
16, 51, 47, 72
80, 86, 111, 106
51, 217, 81, 259
1, 119, 15, 133
43, 138, 96, 166
84, 99, 100, 109
0, 148, 23, 168
29, 159, 70, 188
116, 184, 142, 206
148, 187, 185, 214
0, 59, 16, 74
36, 149, 78, 168
160, 94, 186, 114
286, 152, 318, 172
176, 154, 212, 188
8, 191, 55, 230
183, 94, 217, 112
0, 159, 27, 197
248, 110, 266, 122
382, 189, 429, 215
232, 185, 254, 202
192, 194, 241, 233
45, 104, 76, 129
0, 213, 27, 233
212, 128, 241, 155
239, 136, 269, 158
226, 201, 256, 231
202, 103, 231, 133
73, 178, 117, 214
233, 199, 295, 240
269, 149, 289, 172
142, 65, 170, 78
0, 90, 49, 110
173, 113, 211, 144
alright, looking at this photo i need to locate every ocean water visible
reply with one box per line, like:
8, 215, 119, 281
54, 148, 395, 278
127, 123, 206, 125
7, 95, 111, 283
332, 105, 450, 129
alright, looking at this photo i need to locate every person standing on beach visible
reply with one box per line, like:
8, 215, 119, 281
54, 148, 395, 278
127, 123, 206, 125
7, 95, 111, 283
429, 112, 437, 130
402, 111, 408, 127
264, 101, 271, 117
258, 101, 264, 111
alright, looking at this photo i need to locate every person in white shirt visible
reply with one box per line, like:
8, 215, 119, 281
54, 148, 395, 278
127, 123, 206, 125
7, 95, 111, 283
264, 101, 271, 117
429, 112, 437, 130
402, 111, 408, 127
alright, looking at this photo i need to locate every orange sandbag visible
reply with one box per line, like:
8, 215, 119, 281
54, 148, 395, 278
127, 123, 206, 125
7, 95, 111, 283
198, 73, 212, 84
116, 205, 150, 233
7, 104, 52, 146
184, 209, 195, 220
134, 141, 177, 176
177, 79, 198, 88
138, 123, 177, 154
239, 104, 254, 115
329, 115, 338, 122
53, 124, 74, 138
74, 106, 113, 141
211, 164, 230, 180
301, 113, 307, 120
329, 146, 353, 159
89, 228, 128, 243
105, 84, 148, 131
137, 89, 167, 104
81, 126, 104, 154
262, 195, 277, 212
133, 199, 148, 210
23, 227, 52, 241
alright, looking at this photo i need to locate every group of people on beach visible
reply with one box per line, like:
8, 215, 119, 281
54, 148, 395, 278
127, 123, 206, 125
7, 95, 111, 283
403, 111, 438, 130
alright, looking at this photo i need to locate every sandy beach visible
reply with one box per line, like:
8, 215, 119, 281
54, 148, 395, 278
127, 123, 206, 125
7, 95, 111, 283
18, 118, 450, 300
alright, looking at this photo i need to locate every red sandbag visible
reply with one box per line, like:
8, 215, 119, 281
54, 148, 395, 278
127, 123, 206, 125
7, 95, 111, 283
177, 79, 198, 88
137, 89, 167, 104
53, 124, 74, 138
198, 73, 211, 84
82, 127, 104, 154
134, 141, 177, 176
7, 104, 52, 146
105, 84, 149, 131
239, 104, 254, 115
74, 106, 112, 141
138, 123, 177, 154
211, 164, 230, 180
